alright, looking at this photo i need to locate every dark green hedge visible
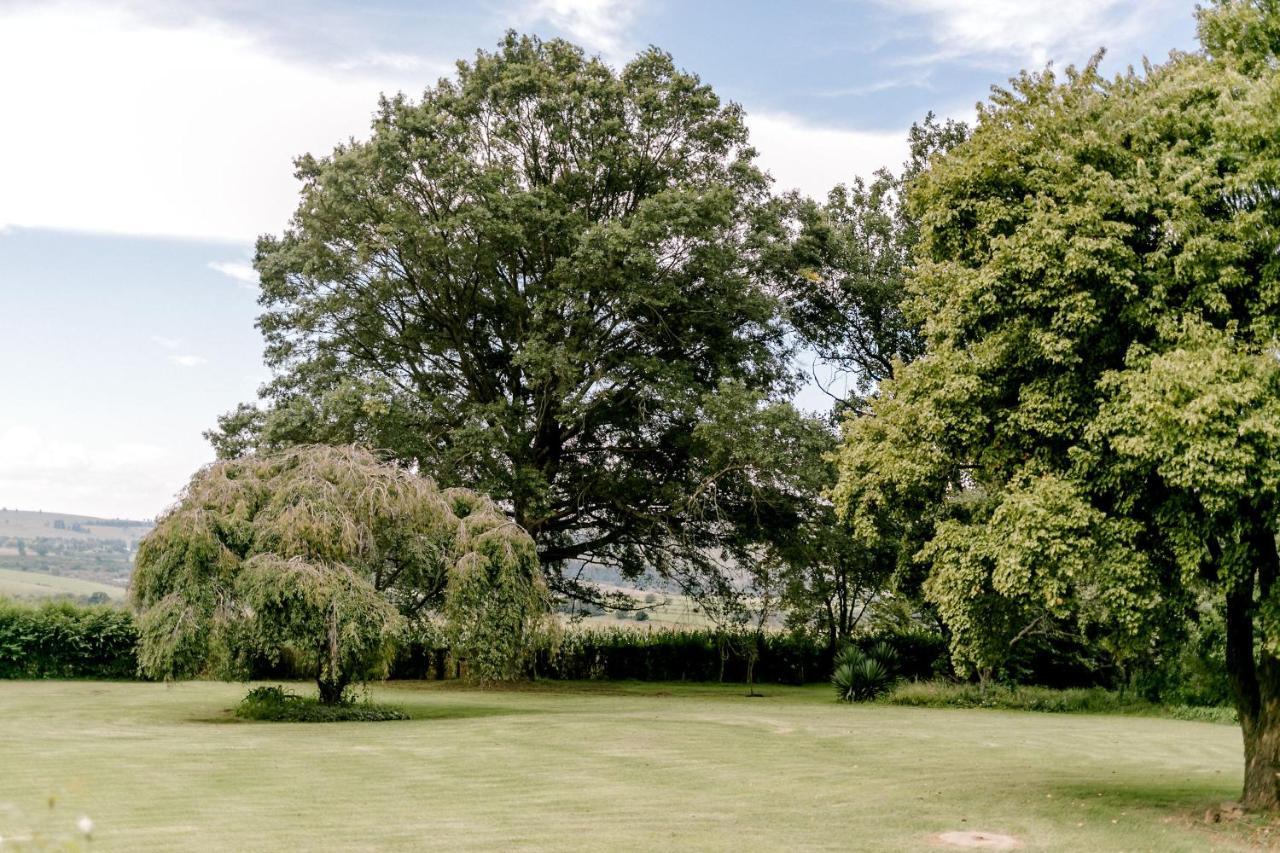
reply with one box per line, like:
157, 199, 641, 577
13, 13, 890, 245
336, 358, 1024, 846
531, 628, 948, 684
0, 595, 951, 686
0, 598, 138, 679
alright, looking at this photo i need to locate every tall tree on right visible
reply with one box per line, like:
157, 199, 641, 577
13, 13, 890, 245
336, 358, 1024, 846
835, 1, 1280, 809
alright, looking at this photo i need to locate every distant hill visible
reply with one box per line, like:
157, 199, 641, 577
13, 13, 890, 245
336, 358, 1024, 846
0, 567, 126, 602
0, 508, 152, 543
0, 509, 152, 589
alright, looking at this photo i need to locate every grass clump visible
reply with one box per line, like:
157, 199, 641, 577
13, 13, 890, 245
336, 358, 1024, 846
882, 680, 1237, 724
235, 685, 409, 722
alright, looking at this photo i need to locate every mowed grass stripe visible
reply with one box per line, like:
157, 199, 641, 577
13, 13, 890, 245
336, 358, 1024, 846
0, 681, 1250, 851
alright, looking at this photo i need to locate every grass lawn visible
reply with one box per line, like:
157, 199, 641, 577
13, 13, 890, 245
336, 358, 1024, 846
0, 680, 1265, 851
0, 567, 125, 601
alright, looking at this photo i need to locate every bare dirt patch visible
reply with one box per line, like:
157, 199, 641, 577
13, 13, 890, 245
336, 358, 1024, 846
935, 830, 1023, 850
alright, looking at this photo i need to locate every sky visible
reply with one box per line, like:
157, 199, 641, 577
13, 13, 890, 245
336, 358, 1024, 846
0, 0, 1200, 520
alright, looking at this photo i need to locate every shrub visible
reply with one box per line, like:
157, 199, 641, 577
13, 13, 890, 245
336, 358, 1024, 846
0, 597, 137, 679
881, 680, 1237, 724
634, 611, 649, 622
537, 628, 829, 683
850, 629, 949, 682
235, 685, 409, 722
832, 643, 898, 702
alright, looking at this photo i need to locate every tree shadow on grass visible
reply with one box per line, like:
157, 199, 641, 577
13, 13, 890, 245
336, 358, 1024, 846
1046, 778, 1280, 848
1049, 778, 1238, 813
196, 703, 540, 724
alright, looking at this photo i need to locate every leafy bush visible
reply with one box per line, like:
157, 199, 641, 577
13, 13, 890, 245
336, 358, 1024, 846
882, 680, 1237, 724
0, 597, 138, 679
1131, 600, 1232, 707
833, 643, 898, 702
537, 628, 831, 683
853, 629, 949, 682
235, 685, 409, 722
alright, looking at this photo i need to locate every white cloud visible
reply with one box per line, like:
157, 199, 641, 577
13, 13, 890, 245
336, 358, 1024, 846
150, 335, 182, 349
884, 0, 1181, 67
747, 112, 909, 199
0, 2, 895, 244
169, 355, 208, 368
208, 261, 260, 289
0, 4, 417, 244
0, 424, 184, 519
335, 51, 453, 76
519, 0, 640, 64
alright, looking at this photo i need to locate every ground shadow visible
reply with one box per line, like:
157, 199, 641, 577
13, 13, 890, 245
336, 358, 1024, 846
1047, 778, 1280, 849
194, 703, 539, 724
1050, 778, 1237, 813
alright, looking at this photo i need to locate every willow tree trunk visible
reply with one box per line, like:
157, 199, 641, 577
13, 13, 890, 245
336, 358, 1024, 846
315, 603, 350, 705
1226, 519, 1280, 811
317, 676, 350, 706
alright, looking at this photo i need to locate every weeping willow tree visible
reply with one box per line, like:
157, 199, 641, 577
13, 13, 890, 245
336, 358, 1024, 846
131, 445, 552, 703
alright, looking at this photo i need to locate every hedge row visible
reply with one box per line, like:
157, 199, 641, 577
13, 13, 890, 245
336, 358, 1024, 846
0, 598, 138, 679
541, 628, 949, 684
394, 627, 950, 685
0, 596, 951, 685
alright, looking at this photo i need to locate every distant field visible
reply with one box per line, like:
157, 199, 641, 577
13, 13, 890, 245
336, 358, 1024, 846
0, 567, 126, 601
0, 508, 151, 543
0, 509, 149, 587
560, 581, 783, 631
0, 680, 1261, 851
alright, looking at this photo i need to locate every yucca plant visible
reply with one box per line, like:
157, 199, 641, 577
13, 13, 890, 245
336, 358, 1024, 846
832, 643, 899, 702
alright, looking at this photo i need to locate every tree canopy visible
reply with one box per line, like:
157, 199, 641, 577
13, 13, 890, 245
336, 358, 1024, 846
771, 114, 967, 411
131, 445, 551, 701
208, 33, 800, 596
834, 0, 1280, 808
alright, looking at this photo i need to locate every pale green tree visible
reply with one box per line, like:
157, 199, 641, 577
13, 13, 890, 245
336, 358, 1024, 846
132, 445, 552, 703
835, 1, 1280, 809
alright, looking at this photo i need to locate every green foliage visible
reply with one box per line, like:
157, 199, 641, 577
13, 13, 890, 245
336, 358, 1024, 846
770, 113, 968, 409
531, 626, 947, 685
538, 627, 826, 683
0, 597, 137, 679
235, 685, 408, 722
1132, 597, 1232, 707
832, 642, 898, 702
131, 445, 552, 700
444, 502, 556, 681
883, 680, 1238, 725
834, 4, 1280, 687
207, 32, 801, 596
832, 3, 1280, 805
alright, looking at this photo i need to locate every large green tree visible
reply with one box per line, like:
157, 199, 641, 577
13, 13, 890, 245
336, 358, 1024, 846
210, 34, 796, 596
835, 2, 1280, 809
132, 445, 551, 702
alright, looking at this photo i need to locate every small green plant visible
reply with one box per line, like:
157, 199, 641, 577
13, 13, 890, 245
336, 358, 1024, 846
832, 643, 898, 702
235, 685, 409, 722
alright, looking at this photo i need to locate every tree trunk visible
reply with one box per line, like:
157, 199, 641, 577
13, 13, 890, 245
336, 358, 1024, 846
1242, 693, 1280, 811
317, 676, 349, 705
315, 602, 349, 705
1226, 518, 1280, 810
